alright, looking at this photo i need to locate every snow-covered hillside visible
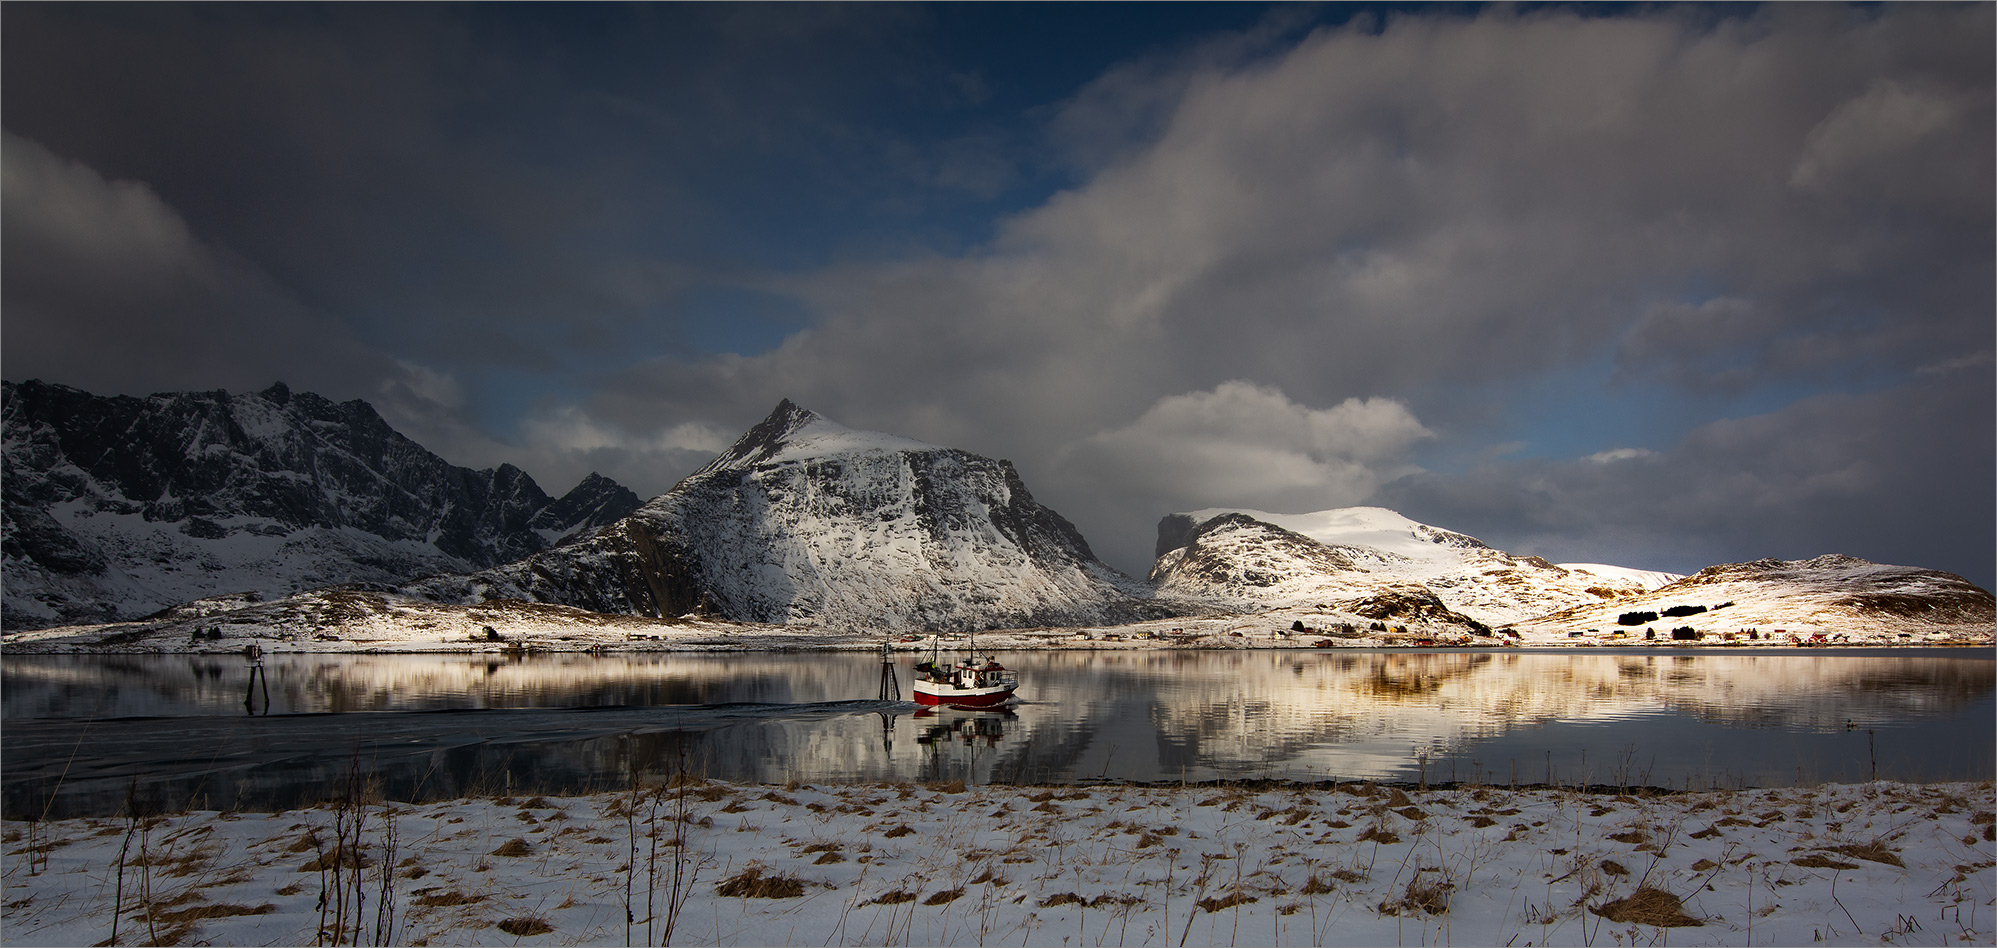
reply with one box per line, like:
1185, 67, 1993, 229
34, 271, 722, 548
1149, 506, 1666, 626
1, 380, 640, 629
1515, 553, 1995, 641
407, 401, 1173, 632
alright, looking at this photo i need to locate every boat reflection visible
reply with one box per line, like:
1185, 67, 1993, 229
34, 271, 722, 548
915, 707, 1013, 747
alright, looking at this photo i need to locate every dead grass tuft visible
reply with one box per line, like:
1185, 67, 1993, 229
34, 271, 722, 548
496, 915, 554, 936
1590, 887, 1703, 927
1600, 859, 1630, 876
872, 889, 917, 905
414, 890, 486, 907
881, 824, 914, 839
923, 887, 965, 905
1826, 841, 1905, 867
152, 902, 276, 924
1040, 892, 1086, 908
1356, 827, 1400, 845
1299, 875, 1335, 895
1197, 890, 1259, 914
298, 846, 371, 872
716, 867, 804, 899
490, 838, 532, 858
1379, 877, 1451, 916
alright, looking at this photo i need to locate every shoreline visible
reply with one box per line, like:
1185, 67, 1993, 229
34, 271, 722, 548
5, 777, 1992, 947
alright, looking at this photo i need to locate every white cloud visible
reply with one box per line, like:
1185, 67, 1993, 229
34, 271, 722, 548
1584, 448, 1656, 465
1790, 80, 1963, 191
1043, 382, 1432, 568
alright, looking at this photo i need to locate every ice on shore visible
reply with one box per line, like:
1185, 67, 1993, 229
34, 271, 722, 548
4, 778, 1991, 946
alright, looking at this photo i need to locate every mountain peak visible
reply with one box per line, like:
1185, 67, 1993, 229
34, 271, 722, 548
695, 400, 938, 475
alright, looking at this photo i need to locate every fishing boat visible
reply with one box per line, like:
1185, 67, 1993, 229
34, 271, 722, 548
911, 631, 1018, 708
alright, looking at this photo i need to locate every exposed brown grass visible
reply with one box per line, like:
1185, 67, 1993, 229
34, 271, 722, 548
1379, 877, 1451, 916
151, 902, 275, 924
1826, 841, 1905, 867
1590, 887, 1703, 927
1197, 890, 1259, 914
414, 890, 485, 907
881, 824, 914, 839
490, 838, 532, 857
298, 846, 370, 872
872, 889, 917, 905
1040, 892, 1086, 908
496, 915, 553, 936
715, 867, 804, 899
922, 887, 965, 906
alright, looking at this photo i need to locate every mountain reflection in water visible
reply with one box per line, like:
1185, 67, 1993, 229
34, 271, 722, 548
3, 649, 1989, 818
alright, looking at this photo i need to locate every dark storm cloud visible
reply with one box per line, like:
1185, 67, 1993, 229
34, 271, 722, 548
0, 129, 394, 397
560, 5, 1991, 580
3, 4, 1988, 585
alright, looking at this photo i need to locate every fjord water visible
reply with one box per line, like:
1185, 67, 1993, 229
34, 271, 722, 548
4, 649, 1989, 818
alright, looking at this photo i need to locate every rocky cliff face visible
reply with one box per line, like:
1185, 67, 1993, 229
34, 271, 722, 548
410, 400, 1169, 632
1148, 507, 1663, 627
2, 380, 640, 628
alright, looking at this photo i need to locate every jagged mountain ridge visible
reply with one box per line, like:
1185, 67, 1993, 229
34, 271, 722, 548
1, 380, 641, 629
408, 400, 1173, 632
1149, 507, 1676, 626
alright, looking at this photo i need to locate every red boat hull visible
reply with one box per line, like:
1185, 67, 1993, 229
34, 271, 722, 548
910, 683, 1015, 708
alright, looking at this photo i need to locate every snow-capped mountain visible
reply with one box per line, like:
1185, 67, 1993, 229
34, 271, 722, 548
407, 400, 1170, 632
1149, 506, 1676, 627
1514, 554, 1995, 640
2, 380, 641, 629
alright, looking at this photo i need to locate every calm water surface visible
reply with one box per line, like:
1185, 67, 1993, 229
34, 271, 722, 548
3, 648, 1989, 818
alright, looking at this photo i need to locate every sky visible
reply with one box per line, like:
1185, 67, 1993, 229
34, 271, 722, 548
4, 2, 1992, 588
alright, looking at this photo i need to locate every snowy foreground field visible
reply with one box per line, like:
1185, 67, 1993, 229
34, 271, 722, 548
5, 779, 1992, 947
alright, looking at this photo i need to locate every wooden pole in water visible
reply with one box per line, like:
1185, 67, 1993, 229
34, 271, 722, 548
878, 640, 898, 701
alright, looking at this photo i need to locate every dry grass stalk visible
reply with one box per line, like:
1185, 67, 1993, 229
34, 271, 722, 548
1590, 886, 1703, 927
